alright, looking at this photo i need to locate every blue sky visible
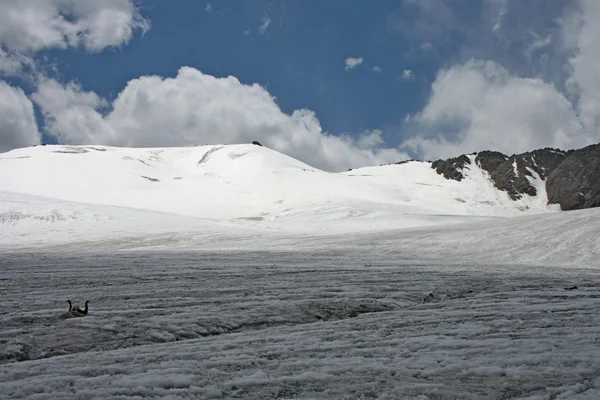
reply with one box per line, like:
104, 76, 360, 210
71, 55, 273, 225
44, 0, 432, 142
1, 0, 599, 170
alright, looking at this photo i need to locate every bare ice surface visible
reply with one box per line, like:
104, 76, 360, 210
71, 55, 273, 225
1, 250, 600, 399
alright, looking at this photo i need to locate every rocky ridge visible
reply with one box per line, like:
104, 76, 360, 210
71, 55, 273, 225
431, 143, 600, 211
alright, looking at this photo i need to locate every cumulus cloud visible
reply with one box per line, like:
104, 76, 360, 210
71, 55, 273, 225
344, 57, 364, 71
564, 0, 600, 135
372, 66, 383, 73
32, 67, 408, 171
401, 60, 590, 160
32, 79, 113, 145
0, 81, 41, 153
0, 0, 149, 53
400, 0, 600, 161
395, 0, 600, 161
0, 48, 35, 77
0, 0, 148, 76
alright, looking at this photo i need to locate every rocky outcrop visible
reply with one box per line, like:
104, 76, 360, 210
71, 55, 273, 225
546, 143, 600, 210
474, 148, 568, 200
430, 147, 575, 203
431, 155, 471, 181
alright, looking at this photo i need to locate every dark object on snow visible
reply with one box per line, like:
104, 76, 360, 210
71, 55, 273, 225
251, 141, 263, 147
546, 143, 600, 210
423, 293, 437, 303
67, 300, 89, 316
564, 286, 578, 291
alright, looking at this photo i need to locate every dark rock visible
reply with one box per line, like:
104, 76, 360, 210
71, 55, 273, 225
251, 141, 263, 147
474, 148, 568, 200
475, 150, 507, 173
521, 148, 572, 179
431, 147, 570, 201
431, 155, 471, 181
564, 285, 578, 291
546, 143, 600, 210
423, 293, 440, 303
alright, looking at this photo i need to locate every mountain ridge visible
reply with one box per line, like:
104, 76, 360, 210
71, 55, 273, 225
1, 141, 597, 233
429, 143, 600, 211
0, 143, 556, 230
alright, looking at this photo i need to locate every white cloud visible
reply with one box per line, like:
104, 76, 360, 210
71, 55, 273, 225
401, 69, 414, 80
401, 60, 590, 160
564, 0, 600, 135
258, 15, 271, 35
32, 67, 408, 171
0, 81, 41, 153
0, 48, 35, 77
491, 0, 507, 35
373, 66, 383, 73
396, 1, 600, 161
32, 79, 113, 145
344, 57, 364, 71
0, 0, 149, 53
527, 33, 552, 52
205, 4, 212, 13
0, 0, 149, 76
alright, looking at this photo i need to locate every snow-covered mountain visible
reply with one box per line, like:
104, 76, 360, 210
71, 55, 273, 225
0, 143, 559, 225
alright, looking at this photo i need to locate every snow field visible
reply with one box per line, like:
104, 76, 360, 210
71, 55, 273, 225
3, 188, 596, 268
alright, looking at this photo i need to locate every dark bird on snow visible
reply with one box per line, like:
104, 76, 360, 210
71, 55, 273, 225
67, 300, 89, 316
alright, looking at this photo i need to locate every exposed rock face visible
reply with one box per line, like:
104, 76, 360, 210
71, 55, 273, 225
474, 148, 568, 200
431, 147, 573, 202
431, 155, 471, 181
251, 141, 263, 147
546, 143, 600, 210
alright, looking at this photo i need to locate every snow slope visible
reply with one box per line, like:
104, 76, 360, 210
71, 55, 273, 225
0, 145, 558, 234
2, 189, 599, 267
0, 191, 247, 250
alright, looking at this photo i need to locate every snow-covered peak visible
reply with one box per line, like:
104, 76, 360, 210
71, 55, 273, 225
0, 144, 558, 227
